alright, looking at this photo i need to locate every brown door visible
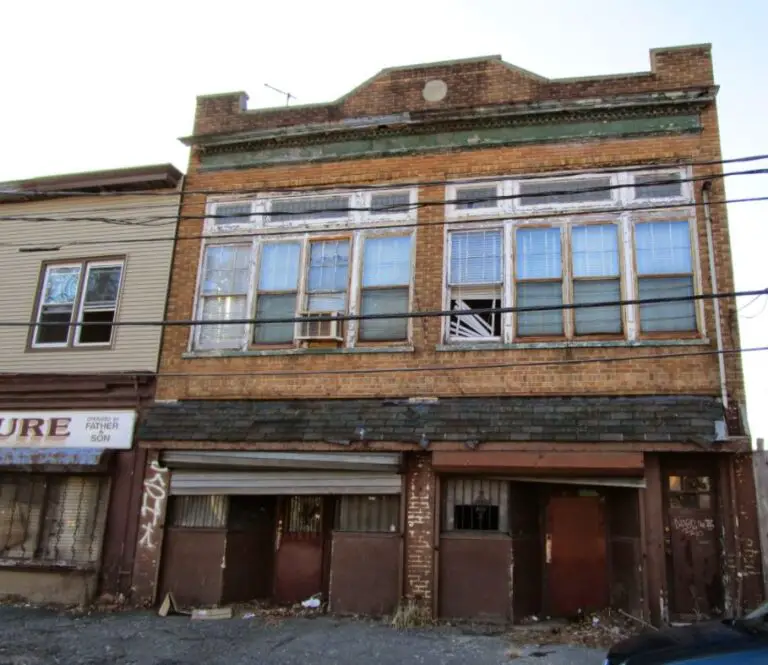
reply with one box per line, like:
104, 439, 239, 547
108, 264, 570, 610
274, 496, 325, 604
546, 495, 607, 616
665, 472, 721, 616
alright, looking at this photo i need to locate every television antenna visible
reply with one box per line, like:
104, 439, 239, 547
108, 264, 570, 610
264, 83, 297, 106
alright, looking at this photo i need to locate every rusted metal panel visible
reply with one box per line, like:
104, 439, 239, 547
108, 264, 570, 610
546, 496, 608, 616
158, 528, 226, 607
432, 451, 645, 475
274, 538, 324, 604
330, 533, 399, 615
438, 534, 511, 621
605, 487, 643, 615
509, 482, 542, 622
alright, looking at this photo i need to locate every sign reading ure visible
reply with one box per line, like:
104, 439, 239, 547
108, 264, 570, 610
0, 410, 137, 449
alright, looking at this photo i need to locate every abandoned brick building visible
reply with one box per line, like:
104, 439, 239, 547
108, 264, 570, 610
134, 44, 763, 624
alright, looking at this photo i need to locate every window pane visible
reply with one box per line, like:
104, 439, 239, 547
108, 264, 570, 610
363, 236, 411, 287
572, 225, 619, 277
78, 310, 116, 345
634, 173, 683, 199
203, 245, 251, 295
517, 228, 561, 279
270, 196, 349, 222
517, 282, 563, 335
308, 240, 349, 292
84, 265, 122, 306
450, 230, 502, 285
213, 203, 251, 226
639, 277, 696, 332
635, 221, 692, 275
454, 185, 498, 210
360, 288, 409, 341
574, 279, 622, 334
307, 294, 346, 312
43, 266, 80, 305
370, 192, 411, 213
450, 285, 502, 339
519, 176, 613, 206
254, 294, 296, 343
36, 306, 73, 345
259, 243, 301, 291
199, 295, 247, 348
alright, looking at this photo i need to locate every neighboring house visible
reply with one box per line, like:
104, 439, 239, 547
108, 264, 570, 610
136, 44, 762, 624
0, 164, 182, 605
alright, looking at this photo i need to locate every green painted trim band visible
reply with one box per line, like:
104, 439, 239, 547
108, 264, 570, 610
200, 114, 701, 170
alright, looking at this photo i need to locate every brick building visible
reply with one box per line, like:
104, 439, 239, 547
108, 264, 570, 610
0, 165, 182, 604
135, 44, 763, 624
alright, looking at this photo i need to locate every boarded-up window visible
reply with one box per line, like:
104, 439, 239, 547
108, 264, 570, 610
0, 474, 109, 565
335, 495, 400, 532
169, 496, 228, 528
442, 478, 509, 533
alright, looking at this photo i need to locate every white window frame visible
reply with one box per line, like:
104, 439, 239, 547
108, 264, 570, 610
204, 199, 257, 234
32, 259, 125, 349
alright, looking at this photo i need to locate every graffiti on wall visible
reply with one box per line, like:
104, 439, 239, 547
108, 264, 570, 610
138, 460, 169, 550
672, 517, 715, 538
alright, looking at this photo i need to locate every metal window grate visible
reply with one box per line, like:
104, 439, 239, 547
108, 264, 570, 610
286, 496, 322, 534
169, 495, 228, 528
335, 495, 400, 532
442, 478, 508, 532
0, 474, 109, 565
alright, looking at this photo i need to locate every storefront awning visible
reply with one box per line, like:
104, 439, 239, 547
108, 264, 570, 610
0, 447, 110, 468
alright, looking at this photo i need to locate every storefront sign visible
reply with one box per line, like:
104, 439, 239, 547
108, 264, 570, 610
0, 410, 137, 449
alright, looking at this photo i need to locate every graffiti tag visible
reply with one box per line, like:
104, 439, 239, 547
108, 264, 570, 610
138, 460, 168, 550
672, 517, 715, 538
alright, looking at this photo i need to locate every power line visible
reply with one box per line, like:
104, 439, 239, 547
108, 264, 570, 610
3, 166, 766, 224
4, 152, 768, 199
3, 195, 766, 250
152, 345, 768, 379
15, 287, 767, 328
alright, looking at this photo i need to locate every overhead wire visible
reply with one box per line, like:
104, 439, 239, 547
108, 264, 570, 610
3, 152, 768, 199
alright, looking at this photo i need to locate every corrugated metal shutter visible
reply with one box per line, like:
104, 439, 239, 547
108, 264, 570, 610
162, 451, 401, 473
170, 471, 402, 496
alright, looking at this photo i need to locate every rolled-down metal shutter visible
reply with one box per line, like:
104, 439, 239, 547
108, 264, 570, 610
162, 451, 401, 473
169, 471, 401, 496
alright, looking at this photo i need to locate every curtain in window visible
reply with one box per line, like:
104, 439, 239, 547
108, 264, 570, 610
635, 221, 696, 332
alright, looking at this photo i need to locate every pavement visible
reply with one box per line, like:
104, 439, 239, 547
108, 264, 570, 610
0, 606, 607, 665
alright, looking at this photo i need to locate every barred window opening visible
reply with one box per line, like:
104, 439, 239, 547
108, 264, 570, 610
442, 478, 508, 533
169, 495, 228, 528
335, 495, 400, 532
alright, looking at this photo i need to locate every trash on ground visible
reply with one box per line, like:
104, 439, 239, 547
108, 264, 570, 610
191, 607, 233, 621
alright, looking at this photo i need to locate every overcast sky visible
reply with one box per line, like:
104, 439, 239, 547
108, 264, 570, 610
2, 0, 766, 441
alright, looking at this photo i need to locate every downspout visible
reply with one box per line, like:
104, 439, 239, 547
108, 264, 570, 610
701, 182, 729, 414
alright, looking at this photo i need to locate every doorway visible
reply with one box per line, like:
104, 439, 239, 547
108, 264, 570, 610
546, 494, 608, 616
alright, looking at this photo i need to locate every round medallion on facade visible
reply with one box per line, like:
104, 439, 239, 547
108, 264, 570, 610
422, 79, 448, 102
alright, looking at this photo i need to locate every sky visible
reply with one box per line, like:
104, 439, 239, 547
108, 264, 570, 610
2, 0, 766, 440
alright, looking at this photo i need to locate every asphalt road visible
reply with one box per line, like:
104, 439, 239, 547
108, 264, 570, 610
0, 607, 606, 665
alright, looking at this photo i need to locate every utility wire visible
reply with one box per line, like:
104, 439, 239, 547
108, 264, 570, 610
2, 167, 766, 224
152, 345, 768, 379
15, 287, 767, 328
4, 152, 768, 199
5, 195, 767, 251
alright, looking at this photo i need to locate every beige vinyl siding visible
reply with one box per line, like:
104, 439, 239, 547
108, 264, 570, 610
0, 193, 179, 373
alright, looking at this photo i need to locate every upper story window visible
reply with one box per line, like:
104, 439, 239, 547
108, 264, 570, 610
517, 176, 614, 207
32, 259, 124, 349
632, 172, 685, 201
268, 195, 350, 225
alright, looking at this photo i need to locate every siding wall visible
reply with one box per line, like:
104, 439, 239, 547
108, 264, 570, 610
0, 193, 179, 373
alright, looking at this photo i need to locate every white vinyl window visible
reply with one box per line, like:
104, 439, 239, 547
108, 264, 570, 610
33, 260, 124, 348
635, 221, 696, 332
572, 225, 622, 334
447, 230, 503, 340
197, 245, 251, 349
253, 242, 301, 344
516, 228, 563, 336
360, 236, 412, 341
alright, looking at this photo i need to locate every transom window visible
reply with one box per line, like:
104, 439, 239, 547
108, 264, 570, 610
32, 260, 124, 348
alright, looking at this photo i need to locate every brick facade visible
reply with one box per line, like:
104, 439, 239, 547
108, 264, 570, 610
404, 453, 435, 604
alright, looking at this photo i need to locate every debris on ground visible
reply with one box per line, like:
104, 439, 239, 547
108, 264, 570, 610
506, 609, 648, 650
301, 593, 322, 609
191, 607, 233, 621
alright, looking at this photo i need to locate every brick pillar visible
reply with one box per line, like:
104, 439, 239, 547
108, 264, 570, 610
404, 452, 435, 609
130, 450, 170, 606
